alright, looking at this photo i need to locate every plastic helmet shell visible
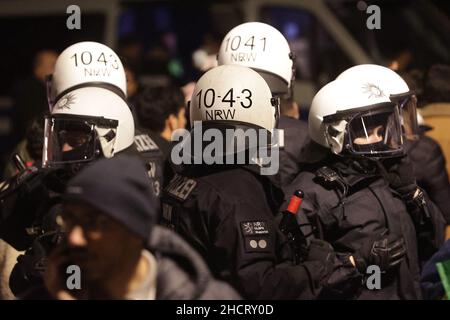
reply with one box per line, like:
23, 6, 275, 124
218, 22, 293, 95
50, 41, 127, 103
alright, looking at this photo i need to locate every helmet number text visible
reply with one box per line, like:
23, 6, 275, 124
70, 51, 119, 70
224, 36, 267, 52
196, 88, 253, 109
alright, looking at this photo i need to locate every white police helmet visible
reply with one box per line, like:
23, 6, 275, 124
47, 41, 127, 108
217, 22, 294, 96
189, 64, 278, 134
337, 64, 418, 139
43, 87, 134, 167
309, 79, 403, 158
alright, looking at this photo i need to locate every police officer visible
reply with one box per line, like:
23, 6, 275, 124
48, 41, 165, 197
41, 41, 137, 176
284, 78, 445, 299
2, 41, 136, 296
5, 84, 136, 296
337, 64, 450, 237
161, 65, 360, 299
217, 22, 309, 186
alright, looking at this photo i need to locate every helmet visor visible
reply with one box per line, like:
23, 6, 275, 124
43, 116, 98, 167
347, 105, 403, 157
393, 94, 419, 140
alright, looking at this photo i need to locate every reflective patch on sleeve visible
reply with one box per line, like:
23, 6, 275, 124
165, 174, 197, 201
134, 134, 159, 152
240, 221, 269, 235
240, 221, 271, 253
242, 236, 271, 253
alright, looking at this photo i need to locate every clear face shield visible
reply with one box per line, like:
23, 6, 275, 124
391, 93, 419, 140
42, 115, 118, 168
324, 103, 404, 158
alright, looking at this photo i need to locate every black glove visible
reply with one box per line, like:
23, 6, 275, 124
382, 155, 418, 201
9, 240, 48, 296
307, 239, 362, 299
354, 233, 406, 273
382, 156, 432, 229
307, 239, 336, 275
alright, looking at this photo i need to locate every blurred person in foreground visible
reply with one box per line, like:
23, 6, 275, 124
420, 238, 450, 299
22, 154, 240, 300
